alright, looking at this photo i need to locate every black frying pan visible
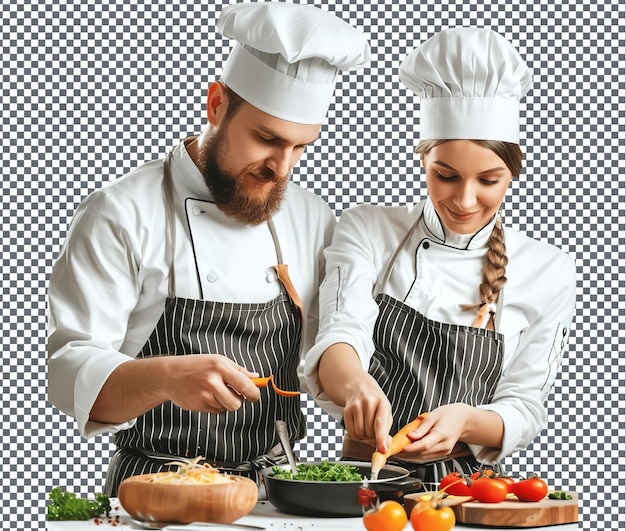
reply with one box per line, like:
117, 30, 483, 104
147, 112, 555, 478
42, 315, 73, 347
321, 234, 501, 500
260, 460, 422, 517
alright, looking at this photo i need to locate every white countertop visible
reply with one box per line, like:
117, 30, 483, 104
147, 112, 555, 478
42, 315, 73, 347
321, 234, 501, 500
47, 498, 579, 531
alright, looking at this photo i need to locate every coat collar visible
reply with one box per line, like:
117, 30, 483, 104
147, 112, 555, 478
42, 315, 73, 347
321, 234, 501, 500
422, 197, 496, 250
170, 137, 215, 201
169, 137, 289, 260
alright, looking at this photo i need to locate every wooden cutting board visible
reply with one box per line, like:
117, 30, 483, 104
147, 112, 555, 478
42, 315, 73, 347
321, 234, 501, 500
449, 492, 579, 527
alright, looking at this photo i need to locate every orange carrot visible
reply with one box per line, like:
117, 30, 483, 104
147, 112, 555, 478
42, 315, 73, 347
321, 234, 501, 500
270, 377, 300, 397
250, 375, 300, 397
250, 376, 272, 388
371, 413, 428, 478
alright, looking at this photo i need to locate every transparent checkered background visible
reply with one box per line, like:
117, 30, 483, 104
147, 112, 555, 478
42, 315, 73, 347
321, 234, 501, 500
2, 0, 625, 528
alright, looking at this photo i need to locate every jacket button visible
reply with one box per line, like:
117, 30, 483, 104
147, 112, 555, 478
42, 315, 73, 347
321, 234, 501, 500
423, 241, 430, 249
192, 206, 203, 216
207, 271, 218, 283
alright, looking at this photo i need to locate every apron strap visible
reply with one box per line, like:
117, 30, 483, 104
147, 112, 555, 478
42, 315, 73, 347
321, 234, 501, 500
162, 150, 177, 298
267, 217, 285, 265
268, 218, 305, 324
379, 204, 506, 333
378, 212, 423, 295
273, 264, 305, 324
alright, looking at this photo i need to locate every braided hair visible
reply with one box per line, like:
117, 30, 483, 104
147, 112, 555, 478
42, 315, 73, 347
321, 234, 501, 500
415, 139, 523, 328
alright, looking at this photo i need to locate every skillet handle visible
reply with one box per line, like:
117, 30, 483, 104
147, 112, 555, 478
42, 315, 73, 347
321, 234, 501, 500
371, 476, 423, 492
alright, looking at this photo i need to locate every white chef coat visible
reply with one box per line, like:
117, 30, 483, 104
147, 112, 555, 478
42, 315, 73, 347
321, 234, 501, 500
304, 198, 577, 462
48, 140, 336, 439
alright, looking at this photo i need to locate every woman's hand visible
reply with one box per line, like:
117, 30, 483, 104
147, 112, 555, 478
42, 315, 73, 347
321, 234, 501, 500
399, 403, 472, 461
342, 374, 393, 454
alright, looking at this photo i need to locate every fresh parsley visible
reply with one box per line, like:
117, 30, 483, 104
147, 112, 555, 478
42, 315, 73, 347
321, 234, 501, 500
47, 487, 111, 521
272, 460, 364, 482
548, 491, 573, 500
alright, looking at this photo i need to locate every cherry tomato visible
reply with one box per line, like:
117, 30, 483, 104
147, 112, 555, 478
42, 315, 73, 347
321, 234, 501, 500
512, 476, 548, 502
439, 471, 471, 496
410, 496, 455, 531
357, 486, 378, 509
363, 500, 407, 531
494, 476, 515, 493
469, 477, 508, 503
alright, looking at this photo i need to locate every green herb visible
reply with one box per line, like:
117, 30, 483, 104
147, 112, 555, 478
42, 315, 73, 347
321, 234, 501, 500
47, 487, 111, 521
272, 460, 364, 482
548, 491, 573, 500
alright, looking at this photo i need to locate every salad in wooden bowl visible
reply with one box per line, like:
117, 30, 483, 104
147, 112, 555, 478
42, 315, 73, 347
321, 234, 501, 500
118, 457, 258, 524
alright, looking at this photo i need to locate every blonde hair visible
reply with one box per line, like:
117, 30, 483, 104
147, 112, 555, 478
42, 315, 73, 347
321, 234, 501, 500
416, 139, 523, 328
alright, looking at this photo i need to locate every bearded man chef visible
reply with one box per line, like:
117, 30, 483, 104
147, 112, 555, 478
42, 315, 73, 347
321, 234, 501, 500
47, 2, 369, 496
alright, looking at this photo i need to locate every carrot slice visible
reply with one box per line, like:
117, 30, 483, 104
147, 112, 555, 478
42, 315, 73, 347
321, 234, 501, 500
250, 376, 272, 388
270, 377, 300, 397
250, 375, 300, 397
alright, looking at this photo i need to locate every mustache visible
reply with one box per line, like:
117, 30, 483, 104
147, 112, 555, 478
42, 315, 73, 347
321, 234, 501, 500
244, 165, 284, 183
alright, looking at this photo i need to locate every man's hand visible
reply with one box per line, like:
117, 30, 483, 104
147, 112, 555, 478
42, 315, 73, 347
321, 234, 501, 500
89, 354, 261, 424
165, 354, 261, 413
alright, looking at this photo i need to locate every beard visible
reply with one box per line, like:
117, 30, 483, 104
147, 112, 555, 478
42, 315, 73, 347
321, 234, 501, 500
198, 129, 289, 226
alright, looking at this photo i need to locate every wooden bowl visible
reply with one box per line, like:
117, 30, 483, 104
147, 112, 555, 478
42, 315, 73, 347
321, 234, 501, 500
118, 472, 258, 524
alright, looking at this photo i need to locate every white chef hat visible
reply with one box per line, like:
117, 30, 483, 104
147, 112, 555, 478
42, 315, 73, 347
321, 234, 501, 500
400, 27, 533, 143
217, 2, 370, 125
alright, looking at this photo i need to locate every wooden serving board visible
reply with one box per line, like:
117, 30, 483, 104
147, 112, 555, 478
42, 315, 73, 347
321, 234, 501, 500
449, 492, 579, 527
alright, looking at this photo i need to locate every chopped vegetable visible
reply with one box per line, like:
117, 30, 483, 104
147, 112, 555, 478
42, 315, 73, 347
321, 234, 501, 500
549, 491, 573, 500
47, 487, 111, 521
250, 375, 300, 397
272, 460, 364, 482
150, 456, 230, 485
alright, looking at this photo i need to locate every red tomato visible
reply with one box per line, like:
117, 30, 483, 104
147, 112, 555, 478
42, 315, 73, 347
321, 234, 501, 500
512, 476, 549, 502
410, 497, 455, 531
439, 471, 471, 496
357, 486, 377, 509
469, 477, 508, 503
363, 500, 407, 531
494, 476, 515, 493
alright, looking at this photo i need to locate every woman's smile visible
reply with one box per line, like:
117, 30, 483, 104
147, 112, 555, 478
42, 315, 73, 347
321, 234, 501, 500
423, 140, 513, 234
445, 205, 480, 222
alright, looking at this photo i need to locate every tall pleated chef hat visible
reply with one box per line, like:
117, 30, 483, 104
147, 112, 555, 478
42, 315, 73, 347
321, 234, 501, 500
217, 2, 370, 125
400, 27, 533, 143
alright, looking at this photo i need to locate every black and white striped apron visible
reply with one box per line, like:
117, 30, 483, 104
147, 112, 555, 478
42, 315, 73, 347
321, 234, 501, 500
104, 152, 304, 496
347, 213, 505, 484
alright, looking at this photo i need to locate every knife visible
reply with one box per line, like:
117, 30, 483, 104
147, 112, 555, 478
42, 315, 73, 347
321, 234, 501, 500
164, 526, 265, 531
130, 519, 265, 530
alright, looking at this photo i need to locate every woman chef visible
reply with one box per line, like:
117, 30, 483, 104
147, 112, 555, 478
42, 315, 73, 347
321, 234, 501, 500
47, 3, 369, 496
304, 28, 577, 483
